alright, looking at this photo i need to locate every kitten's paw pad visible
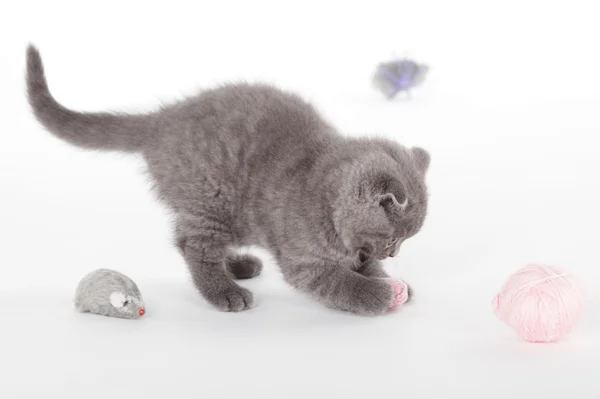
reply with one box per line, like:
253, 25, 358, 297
226, 254, 263, 279
385, 279, 409, 310
208, 286, 254, 312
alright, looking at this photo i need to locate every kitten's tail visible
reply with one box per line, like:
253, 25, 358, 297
26, 45, 153, 152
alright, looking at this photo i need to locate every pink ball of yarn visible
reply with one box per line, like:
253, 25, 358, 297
387, 279, 409, 310
492, 264, 585, 343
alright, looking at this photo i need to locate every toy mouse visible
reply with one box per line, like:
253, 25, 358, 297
74, 269, 145, 319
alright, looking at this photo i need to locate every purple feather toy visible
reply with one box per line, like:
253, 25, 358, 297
372, 58, 429, 99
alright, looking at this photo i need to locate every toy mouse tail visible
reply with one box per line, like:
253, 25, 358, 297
26, 45, 154, 153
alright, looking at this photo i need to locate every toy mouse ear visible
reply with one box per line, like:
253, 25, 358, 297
110, 292, 127, 308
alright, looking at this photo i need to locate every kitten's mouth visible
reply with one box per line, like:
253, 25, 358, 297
360, 247, 387, 261
359, 246, 380, 262
359, 251, 370, 263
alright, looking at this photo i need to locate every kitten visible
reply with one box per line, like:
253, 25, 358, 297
26, 45, 430, 315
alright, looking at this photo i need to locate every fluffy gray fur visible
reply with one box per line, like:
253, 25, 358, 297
26, 45, 430, 315
75, 269, 145, 319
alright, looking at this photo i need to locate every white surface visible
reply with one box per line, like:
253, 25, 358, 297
1, 1, 600, 398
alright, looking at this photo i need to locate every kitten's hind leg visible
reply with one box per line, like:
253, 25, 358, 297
226, 253, 263, 279
177, 218, 254, 312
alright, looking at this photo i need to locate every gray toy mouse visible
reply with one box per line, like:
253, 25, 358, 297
74, 269, 145, 319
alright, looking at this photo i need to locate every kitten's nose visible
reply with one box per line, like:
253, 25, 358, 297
389, 243, 402, 257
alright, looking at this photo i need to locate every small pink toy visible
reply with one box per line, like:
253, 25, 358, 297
387, 279, 409, 310
492, 264, 585, 343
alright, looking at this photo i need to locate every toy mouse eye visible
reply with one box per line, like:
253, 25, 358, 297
109, 292, 127, 308
123, 300, 129, 306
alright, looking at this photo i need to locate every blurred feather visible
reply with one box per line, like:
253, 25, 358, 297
372, 58, 429, 99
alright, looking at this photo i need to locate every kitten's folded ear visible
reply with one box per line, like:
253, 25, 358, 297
411, 147, 430, 173
358, 172, 407, 211
375, 192, 408, 211
376, 193, 399, 207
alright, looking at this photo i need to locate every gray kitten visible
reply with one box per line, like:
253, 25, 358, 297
26, 45, 430, 315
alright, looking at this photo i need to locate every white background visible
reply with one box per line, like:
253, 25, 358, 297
1, 1, 600, 398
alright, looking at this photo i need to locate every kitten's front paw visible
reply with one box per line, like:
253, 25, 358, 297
348, 278, 396, 316
385, 279, 410, 310
206, 285, 254, 312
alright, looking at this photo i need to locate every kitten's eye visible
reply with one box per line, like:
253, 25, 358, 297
385, 238, 399, 248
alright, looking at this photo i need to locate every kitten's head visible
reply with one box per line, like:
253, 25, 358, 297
333, 141, 430, 261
